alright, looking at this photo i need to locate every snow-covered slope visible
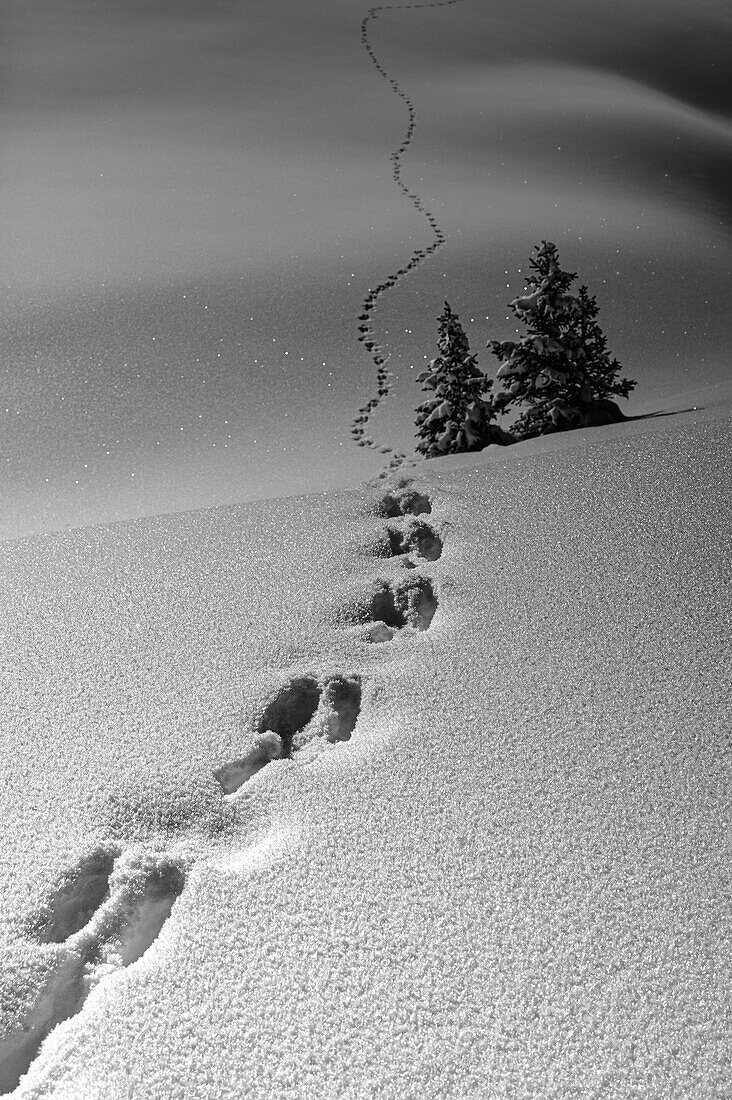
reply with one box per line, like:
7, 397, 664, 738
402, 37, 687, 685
1, 409, 730, 1098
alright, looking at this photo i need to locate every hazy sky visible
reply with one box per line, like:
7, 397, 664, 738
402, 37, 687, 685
2, 0, 731, 538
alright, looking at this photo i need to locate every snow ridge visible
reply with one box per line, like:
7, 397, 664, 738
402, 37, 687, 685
351, 0, 466, 468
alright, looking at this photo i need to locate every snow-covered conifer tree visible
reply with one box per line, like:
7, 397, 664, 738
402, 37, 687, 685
487, 242, 636, 439
415, 302, 511, 458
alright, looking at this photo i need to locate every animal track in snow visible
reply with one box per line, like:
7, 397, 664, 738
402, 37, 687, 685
359, 481, 441, 638
93, 859, 186, 969
32, 848, 116, 944
360, 575, 438, 643
0, 955, 86, 1097
381, 519, 443, 563
351, 0, 466, 467
321, 677, 364, 743
374, 483, 432, 518
257, 675, 322, 761
0, 854, 185, 1096
213, 675, 363, 795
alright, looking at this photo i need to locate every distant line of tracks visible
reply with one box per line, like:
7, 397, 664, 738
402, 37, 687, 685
351, 1, 466, 469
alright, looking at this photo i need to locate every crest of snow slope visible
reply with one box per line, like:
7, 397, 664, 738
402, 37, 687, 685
0, 410, 730, 1098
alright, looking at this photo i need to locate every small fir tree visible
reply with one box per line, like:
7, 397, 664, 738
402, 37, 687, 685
487, 242, 636, 438
415, 302, 511, 457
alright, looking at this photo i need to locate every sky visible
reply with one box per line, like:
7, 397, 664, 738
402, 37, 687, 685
2, 0, 731, 539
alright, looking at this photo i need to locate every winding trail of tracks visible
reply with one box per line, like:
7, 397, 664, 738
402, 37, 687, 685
351, 1, 466, 470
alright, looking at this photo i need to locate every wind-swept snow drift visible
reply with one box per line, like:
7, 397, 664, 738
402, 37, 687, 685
1, 410, 730, 1098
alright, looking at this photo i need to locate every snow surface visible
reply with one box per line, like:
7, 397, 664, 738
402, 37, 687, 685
1, 407, 731, 1098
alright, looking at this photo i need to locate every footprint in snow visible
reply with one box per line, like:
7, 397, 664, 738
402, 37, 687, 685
379, 518, 443, 565
357, 574, 438, 643
31, 848, 117, 945
213, 674, 363, 796
1, 850, 185, 1096
373, 483, 432, 518
353, 1, 465, 467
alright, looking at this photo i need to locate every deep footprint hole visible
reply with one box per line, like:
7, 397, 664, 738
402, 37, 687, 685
0, 957, 87, 1096
213, 677, 323, 795
412, 525, 442, 562
324, 677, 362, 743
114, 864, 186, 968
214, 675, 363, 792
376, 489, 432, 518
257, 676, 321, 758
413, 577, 438, 631
1, 861, 185, 1097
34, 849, 116, 944
383, 527, 407, 556
381, 521, 443, 562
365, 576, 438, 640
369, 583, 408, 630
401, 491, 432, 517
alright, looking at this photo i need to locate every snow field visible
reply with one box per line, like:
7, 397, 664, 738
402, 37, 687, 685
0, 409, 730, 1097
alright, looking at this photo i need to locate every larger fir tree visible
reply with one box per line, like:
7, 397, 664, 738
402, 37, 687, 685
487, 242, 636, 439
415, 302, 512, 457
